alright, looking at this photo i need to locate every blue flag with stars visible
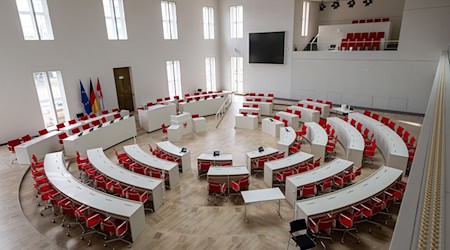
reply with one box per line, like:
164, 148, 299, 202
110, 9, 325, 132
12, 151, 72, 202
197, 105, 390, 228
80, 80, 92, 114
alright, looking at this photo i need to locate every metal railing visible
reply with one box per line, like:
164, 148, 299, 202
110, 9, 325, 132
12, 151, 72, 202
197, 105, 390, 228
215, 93, 233, 128
297, 39, 399, 52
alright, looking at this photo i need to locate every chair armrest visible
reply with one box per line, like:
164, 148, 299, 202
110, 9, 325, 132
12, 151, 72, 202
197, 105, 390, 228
339, 213, 351, 222
308, 217, 318, 230
116, 221, 128, 237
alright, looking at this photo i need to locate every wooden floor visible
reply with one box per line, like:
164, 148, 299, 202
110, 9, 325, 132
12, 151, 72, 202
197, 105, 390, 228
3, 96, 423, 250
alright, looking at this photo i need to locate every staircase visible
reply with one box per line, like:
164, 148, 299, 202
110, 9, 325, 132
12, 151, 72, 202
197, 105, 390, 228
303, 35, 318, 51
215, 94, 233, 128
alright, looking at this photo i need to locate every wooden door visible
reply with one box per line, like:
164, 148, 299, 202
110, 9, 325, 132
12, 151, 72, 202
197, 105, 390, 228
113, 67, 134, 111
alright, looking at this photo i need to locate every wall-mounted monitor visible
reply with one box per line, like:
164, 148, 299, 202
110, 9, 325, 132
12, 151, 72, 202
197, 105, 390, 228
249, 31, 285, 64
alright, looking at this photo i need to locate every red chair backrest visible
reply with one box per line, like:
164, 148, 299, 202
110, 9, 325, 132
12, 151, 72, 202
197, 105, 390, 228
286, 108, 292, 113
58, 133, 68, 140
164, 97, 170, 100
92, 120, 101, 126
126, 190, 141, 201
113, 113, 121, 119
252, 104, 259, 108
82, 124, 91, 130
302, 183, 316, 196
249, 93, 256, 96
156, 98, 163, 102
22, 134, 32, 142
192, 114, 200, 118
318, 215, 335, 231
252, 112, 258, 116
71, 128, 81, 134
68, 119, 77, 125
80, 116, 88, 121
112, 108, 119, 112
208, 181, 223, 193
89, 113, 96, 118
8, 139, 22, 152
294, 110, 301, 116
297, 103, 304, 107
239, 176, 250, 189
38, 129, 48, 136
56, 123, 65, 130
273, 115, 280, 121
306, 98, 313, 101
102, 110, 109, 114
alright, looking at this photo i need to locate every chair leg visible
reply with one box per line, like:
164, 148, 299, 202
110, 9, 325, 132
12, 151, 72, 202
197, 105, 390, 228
104, 236, 132, 248
334, 227, 360, 244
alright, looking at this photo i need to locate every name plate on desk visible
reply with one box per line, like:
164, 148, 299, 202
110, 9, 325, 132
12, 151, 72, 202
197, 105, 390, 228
181, 147, 187, 153
213, 151, 220, 157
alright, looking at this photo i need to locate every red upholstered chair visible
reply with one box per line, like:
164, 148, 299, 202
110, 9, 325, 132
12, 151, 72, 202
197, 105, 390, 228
297, 103, 304, 107
306, 98, 313, 101
396, 126, 404, 137
68, 119, 77, 125
241, 112, 248, 116
91, 120, 101, 127
164, 96, 170, 100
243, 104, 250, 108
351, 20, 358, 24
273, 115, 280, 121
101, 218, 132, 247
363, 142, 376, 165
156, 98, 163, 102
403, 130, 410, 142
89, 113, 96, 118
102, 110, 109, 114
251, 112, 258, 116
249, 93, 256, 96
31, 154, 44, 168
282, 119, 288, 127
56, 123, 65, 130
318, 177, 333, 193
341, 39, 348, 50
307, 105, 314, 109
192, 114, 200, 119
319, 118, 327, 128
184, 93, 190, 97
299, 183, 317, 199
381, 116, 390, 125
8, 138, 22, 163
350, 119, 357, 127
286, 108, 293, 113
22, 134, 32, 142
207, 180, 227, 205
76, 151, 89, 165
371, 113, 380, 121
275, 169, 295, 187
58, 133, 68, 144
101, 117, 107, 123
198, 161, 212, 177
407, 136, 416, 151
38, 129, 48, 136
82, 124, 91, 130
374, 19, 381, 23
126, 189, 152, 211
333, 171, 352, 189
316, 99, 323, 103
252, 104, 259, 108
356, 122, 363, 132
130, 163, 150, 175
296, 125, 308, 140
388, 121, 396, 130
113, 113, 121, 119
268, 93, 274, 97
80, 116, 88, 121
94, 175, 107, 191
359, 199, 385, 233
363, 110, 372, 116
347, 33, 354, 39
112, 108, 120, 112
335, 206, 363, 243
252, 157, 267, 176
258, 93, 264, 96
325, 101, 332, 107
294, 110, 301, 118
309, 214, 335, 242
230, 175, 250, 203
174, 95, 180, 100
382, 18, 389, 22
71, 127, 81, 134
255, 98, 262, 102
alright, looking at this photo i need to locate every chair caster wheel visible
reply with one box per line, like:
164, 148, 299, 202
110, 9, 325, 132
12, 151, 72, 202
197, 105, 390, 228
67, 225, 71, 228
66, 233, 70, 237
40, 213, 44, 216
341, 240, 344, 244
385, 221, 388, 226
87, 241, 91, 246
104, 243, 107, 247
357, 239, 361, 244
52, 219, 55, 223
61, 223, 64, 227
369, 228, 372, 234
104, 236, 108, 240
80, 236, 84, 240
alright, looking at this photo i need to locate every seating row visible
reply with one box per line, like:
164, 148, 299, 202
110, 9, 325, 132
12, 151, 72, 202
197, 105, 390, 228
352, 18, 390, 24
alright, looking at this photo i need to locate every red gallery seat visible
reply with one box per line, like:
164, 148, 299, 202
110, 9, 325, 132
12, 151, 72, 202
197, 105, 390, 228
71, 127, 81, 134
101, 219, 132, 247
22, 134, 32, 142
56, 123, 65, 130
89, 113, 96, 118
68, 119, 77, 125
38, 129, 48, 136
102, 110, 109, 114
58, 133, 68, 144
82, 124, 91, 130
112, 108, 120, 112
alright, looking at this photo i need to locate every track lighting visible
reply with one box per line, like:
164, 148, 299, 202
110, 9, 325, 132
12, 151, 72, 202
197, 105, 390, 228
347, 0, 355, 7
331, 1, 340, 9
363, 0, 373, 6
319, 1, 326, 11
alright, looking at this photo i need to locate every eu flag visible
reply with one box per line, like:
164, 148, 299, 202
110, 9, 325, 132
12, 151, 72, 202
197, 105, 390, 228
80, 80, 92, 114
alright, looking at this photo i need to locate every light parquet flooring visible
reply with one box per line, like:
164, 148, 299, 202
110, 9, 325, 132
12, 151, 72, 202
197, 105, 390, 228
5, 96, 423, 250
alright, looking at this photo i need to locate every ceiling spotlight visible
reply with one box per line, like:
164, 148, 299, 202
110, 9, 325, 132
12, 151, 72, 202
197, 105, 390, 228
363, 0, 373, 6
347, 0, 355, 7
331, 1, 340, 9
319, 2, 326, 11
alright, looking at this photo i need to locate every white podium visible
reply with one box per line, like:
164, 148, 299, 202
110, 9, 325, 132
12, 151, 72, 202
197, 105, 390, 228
262, 117, 284, 137
193, 117, 207, 133
235, 114, 258, 129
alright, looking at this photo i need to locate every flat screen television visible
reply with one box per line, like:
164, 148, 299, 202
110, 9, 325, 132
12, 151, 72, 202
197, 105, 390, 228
249, 31, 285, 64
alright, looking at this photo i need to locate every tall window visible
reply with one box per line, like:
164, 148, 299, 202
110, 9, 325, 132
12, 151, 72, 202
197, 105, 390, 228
301, 1, 310, 37
203, 7, 214, 39
33, 71, 69, 128
205, 57, 217, 92
166, 60, 182, 97
231, 57, 243, 93
230, 5, 243, 39
102, 0, 128, 40
161, 1, 178, 40
15, 0, 54, 40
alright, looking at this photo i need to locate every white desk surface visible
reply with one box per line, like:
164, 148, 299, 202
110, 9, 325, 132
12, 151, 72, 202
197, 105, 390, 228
286, 158, 353, 187
156, 141, 189, 157
327, 117, 364, 151
87, 148, 163, 190
262, 117, 284, 125
16, 130, 62, 148
146, 104, 170, 111
197, 153, 233, 161
276, 111, 298, 118
296, 166, 403, 217
246, 147, 278, 159
349, 113, 408, 157
44, 152, 142, 217
64, 116, 130, 140
305, 122, 328, 146
207, 166, 250, 176
124, 144, 178, 171
278, 127, 296, 146
289, 105, 320, 115
299, 100, 329, 109
242, 188, 285, 204
332, 107, 354, 114
265, 151, 314, 171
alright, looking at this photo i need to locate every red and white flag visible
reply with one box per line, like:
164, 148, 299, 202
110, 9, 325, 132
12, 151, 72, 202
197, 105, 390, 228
96, 77, 105, 111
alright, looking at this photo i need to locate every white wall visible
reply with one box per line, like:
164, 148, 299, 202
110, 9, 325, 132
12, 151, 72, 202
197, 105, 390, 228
0, 0, 220, 144
290, 0, 450, 114
317, 0, 405, 40
218, 0, 295, 97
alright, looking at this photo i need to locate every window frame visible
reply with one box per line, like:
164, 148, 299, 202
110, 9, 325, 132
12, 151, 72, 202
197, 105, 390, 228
102, 0, 128, 40
230, 56, 243, 93
301, 1, 310, 37
166, 60, 182, 97
15, 0, 54, 40
230, 5, 243, 39
203, 6, 215, 39
161, 1, 178, 40
205, 57, 217, 92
